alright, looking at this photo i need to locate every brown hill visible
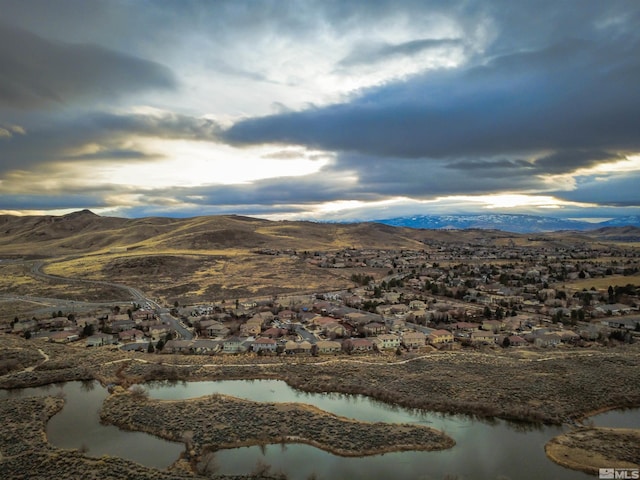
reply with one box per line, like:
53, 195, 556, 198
0, 211, 429, 256
2, 211, 636, 258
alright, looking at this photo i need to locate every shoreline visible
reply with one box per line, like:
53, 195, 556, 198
100, 391, 456, 463
545, 427, 640, 475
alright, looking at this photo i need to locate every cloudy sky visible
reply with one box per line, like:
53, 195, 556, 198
1, 0, 639, 221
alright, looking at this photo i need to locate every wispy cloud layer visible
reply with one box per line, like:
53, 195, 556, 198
0, 1, 639, 220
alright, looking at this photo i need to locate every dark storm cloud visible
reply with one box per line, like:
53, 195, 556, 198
225, 35, 640, 161
555, 173, 640, 207
0, 112, 221, 173
161, 173, 374, 207
0, 22, 176, 109
532, 151, 624, 175
0, 194, 107, 211
445, 150, 623, 177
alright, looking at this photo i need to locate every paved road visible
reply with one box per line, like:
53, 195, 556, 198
294, 324, 317, 343
28, 260, 194, 339
158, 309, 194, 340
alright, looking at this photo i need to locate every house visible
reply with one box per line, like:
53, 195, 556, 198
74, 316, 98, 328
252, 337, 277, 353
149, 327, 169, 342
387, 318, 406, 331
428, 329, 454, 345
111, 319, 136, 332
191, 339, 220, 355
204, 322, 230, 338
534, 333, 561, 347
601, 316, 640, 330
402, 331, 426, 349
596, 304, 635, 316
324, 322, 347, 338
164, 339, 192, 353
285, 340, 312, 355
348, 338, 374, 353
240, 317, 262, 336
451, 322, 480, 333
316, 340, 342, 354
482, 319, 505, 332
86, 333, 115, 347
470, 331, 496, 344
373, 334, 400, 350
363, 322, 386, 336
409, 300, 427, 310
49, 331, 79, 343
261, 327, 287, 339
118, 329, 142, 342
506, 335, 527, 347
223, 337, 245, 353
277, 309, 296, 321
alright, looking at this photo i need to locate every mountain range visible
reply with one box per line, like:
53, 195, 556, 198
374, 214, 640, 234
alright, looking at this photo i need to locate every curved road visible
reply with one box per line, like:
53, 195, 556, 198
28, 260, 193, 340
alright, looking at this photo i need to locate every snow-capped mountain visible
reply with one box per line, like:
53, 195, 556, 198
374, 214, 640, 233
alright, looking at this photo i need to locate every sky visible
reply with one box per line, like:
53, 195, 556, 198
1, 0, 639, 222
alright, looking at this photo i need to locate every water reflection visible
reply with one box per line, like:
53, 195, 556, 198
0, 381, 183, 469
146, 379, 594, 480
2, 379, 636, 479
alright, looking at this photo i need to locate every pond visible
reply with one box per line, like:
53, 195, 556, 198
3, 379, 638, 479
146, 379, 602, 479
0, 381, 183, 469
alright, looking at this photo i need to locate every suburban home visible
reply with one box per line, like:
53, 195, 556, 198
277, 309, 296, 321
363, 322, 386, 336
49, 331, 79, 343
451, 322, 480, 333
74, 317, 98, 328
111, 319, 136, 332
600, 316, 640, 329
409, 300, 427, 310
311, 316, 337, 328
506, 335, 527, 347
86, 333, 115, 347
149, 326, 169, 342
348, 338, 374, 352
534, 333, 561, 347
164, 339, 192, 354
390, 304, 410, 315
373, 334, 401, 350
190, 339, 220, 355
470, 331, 496, 344
118, 329, 142, 342
402, 331, 426, 349
252, 337, 277, 353
482, 319, 505, 332
387, 318, 406, 331
261, 327, 287, 339
596, 303, 635, 316
223, 336, 245, 353
203, 321, 230, 338
285, 340, 312, 355
316, 340, 342, 354
240, 318, 262, 336
428, 329, 454, 345
324, 322, 347, 338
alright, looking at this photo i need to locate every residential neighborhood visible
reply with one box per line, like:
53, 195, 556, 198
7, 243, 640, 357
